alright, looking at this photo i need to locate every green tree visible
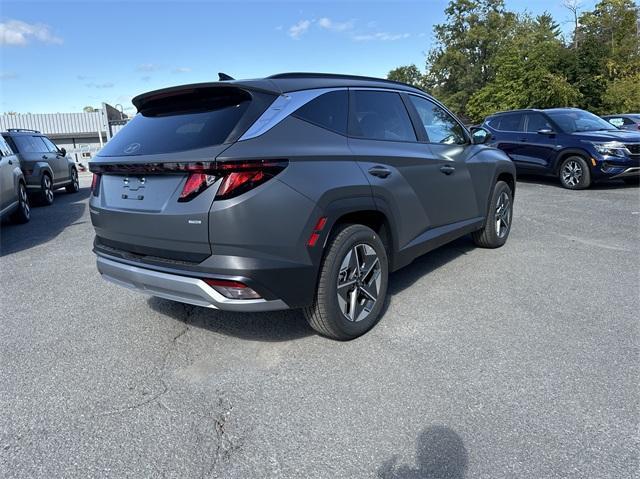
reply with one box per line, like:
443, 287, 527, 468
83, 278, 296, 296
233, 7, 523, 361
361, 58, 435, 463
602, 73, 640, 112
425, 0, 517, 115
387, 64, 426, 89
466, 13, 581, 121
571, 0, 640, 112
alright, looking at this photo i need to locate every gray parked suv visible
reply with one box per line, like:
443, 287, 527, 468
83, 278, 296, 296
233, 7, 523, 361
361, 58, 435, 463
89, 73, 515, 339
2, 129, 80, 205
0, 135, 30, 223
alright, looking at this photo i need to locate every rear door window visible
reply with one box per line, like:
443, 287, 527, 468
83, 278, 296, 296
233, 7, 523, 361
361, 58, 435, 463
349, 90, 416, 142
495, 113, 524, 132
11, 135, 49, 153
293, 90, 348, 135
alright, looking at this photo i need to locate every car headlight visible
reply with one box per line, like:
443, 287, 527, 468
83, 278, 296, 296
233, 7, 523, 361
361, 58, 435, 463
591, 141, 630, 157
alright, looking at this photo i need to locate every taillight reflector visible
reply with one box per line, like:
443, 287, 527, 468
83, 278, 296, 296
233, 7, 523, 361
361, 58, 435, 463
203, 278, 261, 300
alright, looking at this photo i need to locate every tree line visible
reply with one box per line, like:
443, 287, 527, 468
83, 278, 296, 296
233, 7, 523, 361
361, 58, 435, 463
387, 0, 640, 123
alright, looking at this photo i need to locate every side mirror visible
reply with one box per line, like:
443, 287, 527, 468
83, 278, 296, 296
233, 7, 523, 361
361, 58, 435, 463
470, 127, 491, 145
537, 128, 554, 135
59, 147, 66, 156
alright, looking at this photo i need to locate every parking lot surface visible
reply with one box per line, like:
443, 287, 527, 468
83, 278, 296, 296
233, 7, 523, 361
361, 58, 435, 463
1, 175, 638, 478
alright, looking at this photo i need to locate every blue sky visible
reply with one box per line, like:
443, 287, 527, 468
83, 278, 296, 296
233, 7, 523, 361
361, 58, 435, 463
1, 0, 597, 114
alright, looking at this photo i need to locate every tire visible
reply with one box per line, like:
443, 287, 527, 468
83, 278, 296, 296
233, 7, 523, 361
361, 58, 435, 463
623, 177, 639, 186
65, 168, 79, 193
559, 156, 591, 189
472, 180, 513, 248
303, 224, 389, 340
39, 173, 54, 206
10, 181, 30, 224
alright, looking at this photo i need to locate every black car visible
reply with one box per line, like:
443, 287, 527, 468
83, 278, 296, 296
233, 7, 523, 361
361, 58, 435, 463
89, 73, 515, 340
1, 129, 80, 205
483, 108, 640, 188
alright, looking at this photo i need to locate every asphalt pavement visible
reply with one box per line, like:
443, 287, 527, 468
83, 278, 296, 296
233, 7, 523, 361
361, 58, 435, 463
1, 174, 638, 478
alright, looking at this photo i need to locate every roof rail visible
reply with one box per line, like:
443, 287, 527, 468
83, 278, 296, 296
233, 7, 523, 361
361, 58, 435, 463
267, 72, 424, 90
7, 128, 41, 133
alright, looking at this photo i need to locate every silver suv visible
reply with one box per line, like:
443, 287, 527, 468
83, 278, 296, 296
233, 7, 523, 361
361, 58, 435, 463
0, 135, 30, 224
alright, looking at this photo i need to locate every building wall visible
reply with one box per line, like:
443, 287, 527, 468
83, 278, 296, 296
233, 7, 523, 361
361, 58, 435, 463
0, 104, 129, 169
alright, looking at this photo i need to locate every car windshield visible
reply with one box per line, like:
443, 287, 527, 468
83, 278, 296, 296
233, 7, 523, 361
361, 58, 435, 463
546, 110, 619, 133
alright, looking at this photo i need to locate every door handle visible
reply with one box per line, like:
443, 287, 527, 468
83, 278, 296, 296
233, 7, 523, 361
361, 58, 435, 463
42, 155, 48, 160
8, 159, 12, 165
519, 138, 528, 142
368, 166, 391, 178
439, 165, 455, 175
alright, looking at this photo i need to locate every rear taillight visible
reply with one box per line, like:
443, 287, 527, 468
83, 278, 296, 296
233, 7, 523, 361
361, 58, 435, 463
214, 160, 287, 200
177, 160, 287, 202
91, 173, 101, 196
178, 173, 216, 202
89, 160, 288, 202
203, 278, 261, 300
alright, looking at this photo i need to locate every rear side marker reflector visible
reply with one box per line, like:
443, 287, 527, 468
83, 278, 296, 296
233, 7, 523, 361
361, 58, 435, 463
307, 216, 328, 247
204, 278, 261, 300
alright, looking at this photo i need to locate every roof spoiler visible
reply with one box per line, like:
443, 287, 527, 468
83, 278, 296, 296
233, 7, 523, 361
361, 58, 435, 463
132, 81, 281, 112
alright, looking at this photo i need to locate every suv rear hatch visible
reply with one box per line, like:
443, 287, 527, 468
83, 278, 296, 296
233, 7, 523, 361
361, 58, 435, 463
90, 83, 278, 263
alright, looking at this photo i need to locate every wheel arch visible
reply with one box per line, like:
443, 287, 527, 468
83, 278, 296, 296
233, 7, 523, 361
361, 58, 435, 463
552, 148, 593, 175
319, 197, 397, 270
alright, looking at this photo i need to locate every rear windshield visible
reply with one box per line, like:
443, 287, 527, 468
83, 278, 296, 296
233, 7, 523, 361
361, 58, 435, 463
99, 89, 251, 157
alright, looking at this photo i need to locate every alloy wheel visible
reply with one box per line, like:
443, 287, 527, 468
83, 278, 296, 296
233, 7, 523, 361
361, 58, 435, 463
72, 170, 79, 190
495, 191, 511, 238
43, 176, 53, 202
562, 160, 583, 187
336, 243, 382, 322
19, 184, 30, 219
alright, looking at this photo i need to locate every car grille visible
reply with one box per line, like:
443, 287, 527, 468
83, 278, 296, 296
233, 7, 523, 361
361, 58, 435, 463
625, 143, 640, 156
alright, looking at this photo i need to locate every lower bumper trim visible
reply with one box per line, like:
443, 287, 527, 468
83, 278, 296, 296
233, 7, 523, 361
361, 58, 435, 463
610, 167, 640, 179
96, 256, 289, 312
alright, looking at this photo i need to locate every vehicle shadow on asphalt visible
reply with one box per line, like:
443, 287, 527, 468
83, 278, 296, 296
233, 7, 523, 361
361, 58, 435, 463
377, 425, 468, 479
517, 174, 638, 190
147, 296, 314, 341
0, 187, 90, 257
387, 236, 474, 298
148, 237, 475, 342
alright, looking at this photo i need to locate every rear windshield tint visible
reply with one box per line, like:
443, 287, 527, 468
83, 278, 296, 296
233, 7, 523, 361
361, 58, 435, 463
99, 89, 251, 157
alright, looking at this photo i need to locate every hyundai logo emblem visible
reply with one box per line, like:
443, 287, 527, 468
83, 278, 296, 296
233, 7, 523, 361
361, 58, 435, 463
123, 142, 141, 154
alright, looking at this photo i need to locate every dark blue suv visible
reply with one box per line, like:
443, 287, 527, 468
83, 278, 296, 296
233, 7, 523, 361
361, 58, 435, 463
482, 108, 640, 189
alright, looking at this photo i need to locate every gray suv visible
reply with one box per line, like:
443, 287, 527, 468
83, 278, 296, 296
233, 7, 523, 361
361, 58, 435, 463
89, 73, 515, 339
2, 129, 80, 205
0, 135, 30, 223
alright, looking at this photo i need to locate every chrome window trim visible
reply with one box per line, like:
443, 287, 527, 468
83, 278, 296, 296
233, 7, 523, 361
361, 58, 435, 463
238, 88, 346, 141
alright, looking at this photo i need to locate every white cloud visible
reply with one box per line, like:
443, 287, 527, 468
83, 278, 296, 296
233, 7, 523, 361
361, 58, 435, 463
288, 19, 311, 39
0, 19, 62, 46
353, 32, 411, 42
172, 67, 191, 73
85, 82, 114, 89
0, 72, 18, 80
136, 63, 161, 72
317, 17, 354, 32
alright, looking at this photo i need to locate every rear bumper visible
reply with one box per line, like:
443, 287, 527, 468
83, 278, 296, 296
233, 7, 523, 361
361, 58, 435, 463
96, 256, 289, 312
